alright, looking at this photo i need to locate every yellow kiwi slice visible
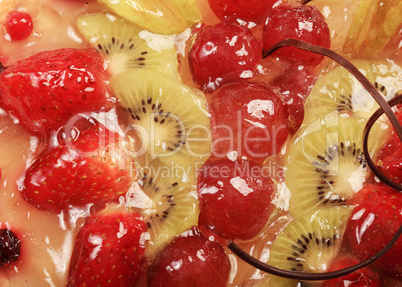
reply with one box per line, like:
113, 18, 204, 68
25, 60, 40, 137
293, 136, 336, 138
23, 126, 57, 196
284, 113, 389, 219
76, 13, 179, 78
125, 159, 199, 258
304, 60, 402, 122
111, 69, 211, 169
343, 0, 402, 57
265, 206, 352, 287
96, 0, 201, 35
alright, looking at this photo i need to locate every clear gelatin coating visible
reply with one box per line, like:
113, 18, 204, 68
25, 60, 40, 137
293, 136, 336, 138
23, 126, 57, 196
0, 0, 401, 286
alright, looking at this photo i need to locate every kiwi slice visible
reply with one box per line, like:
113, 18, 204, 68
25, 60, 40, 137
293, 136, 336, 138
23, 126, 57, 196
76, 13, 179, 78
96, 0, 201, 35
126, 159, 199, 258
343, 0, 402, 57
265, 206, 352, 287
304, 60, 402, 122
111, 69, 211, 168
284, 113, 389, 219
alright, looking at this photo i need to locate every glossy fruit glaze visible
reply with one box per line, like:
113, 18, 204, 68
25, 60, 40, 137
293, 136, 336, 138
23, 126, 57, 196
0, 0, 401, 286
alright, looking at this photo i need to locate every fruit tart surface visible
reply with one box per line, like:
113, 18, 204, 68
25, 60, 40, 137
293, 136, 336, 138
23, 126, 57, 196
0, 0, 401, 286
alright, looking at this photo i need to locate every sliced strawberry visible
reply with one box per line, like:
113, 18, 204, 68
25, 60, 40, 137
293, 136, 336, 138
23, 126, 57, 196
210, 82, 289, 163
0, 48, 114, 134
197, 158, 276, 240
21, 121, 133, 213
148, 227, 231, 287
322, 257, 380, 287
67, 207, 147, 287
344, 186, 402, 278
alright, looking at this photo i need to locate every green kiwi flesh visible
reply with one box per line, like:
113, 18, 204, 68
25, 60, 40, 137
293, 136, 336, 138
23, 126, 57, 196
304, 60, 402, 122
111, 69, 211, 169
265, 206, 352, 287
126, 159, 199, 258
76, 13, 179, 78
285, 113, 390, 219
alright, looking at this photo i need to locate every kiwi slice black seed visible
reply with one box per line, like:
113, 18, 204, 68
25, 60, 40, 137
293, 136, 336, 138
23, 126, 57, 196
126, 159, 199, 258
304, 60, 402, 122
76, 13, 179, 78
111, 69, 211, 169
263, 206, 351, 286
284, 113, 389, 219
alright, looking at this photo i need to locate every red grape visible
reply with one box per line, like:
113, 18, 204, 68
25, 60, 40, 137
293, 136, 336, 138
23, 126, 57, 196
189, 21, 262, 92
197, 158, 276, 240
270, 65, 318, 133
262, 3, 330, 66
210, 82, 289, 163
148, 228, 231, 287
6, 12, 34, 41
207, 0, 278, 23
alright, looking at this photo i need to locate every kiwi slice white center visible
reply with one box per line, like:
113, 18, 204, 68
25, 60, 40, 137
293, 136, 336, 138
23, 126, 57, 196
304, 60, 402, 122
112, 69, 211, 169
76, 13, 179, 78
285, 113, 390, 218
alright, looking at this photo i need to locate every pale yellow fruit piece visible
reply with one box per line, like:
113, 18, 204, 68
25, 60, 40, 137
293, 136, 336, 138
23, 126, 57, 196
97, 0, 200, 35
343, 0, 402, 56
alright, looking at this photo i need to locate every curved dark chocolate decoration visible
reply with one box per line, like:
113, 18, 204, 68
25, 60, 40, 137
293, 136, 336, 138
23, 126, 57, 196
363, 95, 402, 190
228, 223, 402, 280
226, 39, 402, 281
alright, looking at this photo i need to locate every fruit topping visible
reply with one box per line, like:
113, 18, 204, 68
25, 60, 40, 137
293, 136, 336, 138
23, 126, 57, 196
377, 108, 402, 185
111, 69, 211, 167
76, 13, 179, 78
126, 159, 199, 258
197, 158, 276, 240
5, 11, 33, 41
344, 186, 402, 279
270, 65, 318, 133
265, 206, 352, 286
209, 82, 288, 163
0, 229, 21, 266
343, 0, 402, 57
147, 227, 231, 287
285, 113, 389, 218
0, 48, 114, 135
21, 121, 133, 213
207, 0, 277, 23
304, 60, 402, 121
262, 2, 330, 67
96, 0, 201, 35
188, 20, 262, 92
67, 206, 147, 286
322, 257, 380, 287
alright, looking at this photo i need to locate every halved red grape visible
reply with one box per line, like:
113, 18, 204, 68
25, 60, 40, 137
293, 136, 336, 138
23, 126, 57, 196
270, 65, 318, 133
189, 21, 262, 92
209, 82, 289, 163
148, 227, 231, 287
207, 0, 278, 23
262, 3, 330, 66
197, 158, 276, 240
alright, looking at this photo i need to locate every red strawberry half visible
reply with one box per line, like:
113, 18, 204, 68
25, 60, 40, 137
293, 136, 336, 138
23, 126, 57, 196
21, 121, 133, 213
67, 207, 147, 287
344, 185, 402, 279
0, 48, 114, 134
